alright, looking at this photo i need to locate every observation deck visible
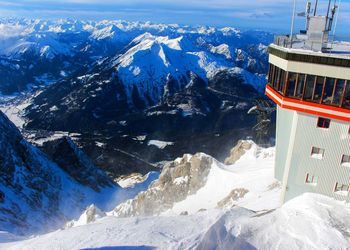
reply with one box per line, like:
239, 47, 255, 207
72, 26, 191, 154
266, 40, 350, 122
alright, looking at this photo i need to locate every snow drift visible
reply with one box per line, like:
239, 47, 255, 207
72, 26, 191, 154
2, 141, 350, 249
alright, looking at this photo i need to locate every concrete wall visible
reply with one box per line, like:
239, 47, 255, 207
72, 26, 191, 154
275, 106, 294, 181
279, 108, 350, 202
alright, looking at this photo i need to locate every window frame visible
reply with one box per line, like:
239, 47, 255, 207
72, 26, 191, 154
317, 117, 331, 129
305, 173, 318, 185
341, 154, 350, 167
334, 182, 350, 194
311, 146, 325, 159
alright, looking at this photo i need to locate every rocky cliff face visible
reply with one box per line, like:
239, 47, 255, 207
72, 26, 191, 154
113, 153, 213, 217
40, 137, 114, 191
0, 111, 116, 235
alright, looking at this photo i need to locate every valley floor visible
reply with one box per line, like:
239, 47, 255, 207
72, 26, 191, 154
1, 144, 350, 249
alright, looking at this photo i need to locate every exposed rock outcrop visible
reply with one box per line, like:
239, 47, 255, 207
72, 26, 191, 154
217, 188, 249, 209
224, 140, 253, 165
65, 204, 106, 228
113, 153, 214, 217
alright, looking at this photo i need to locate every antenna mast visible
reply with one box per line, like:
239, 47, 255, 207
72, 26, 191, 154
332, 0, 340, 37
314, 0, 319, 16
290, 0, 297, 48
306, 1, 312, 30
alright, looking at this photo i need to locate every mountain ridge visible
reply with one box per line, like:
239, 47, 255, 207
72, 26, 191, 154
0, 18, 271, 94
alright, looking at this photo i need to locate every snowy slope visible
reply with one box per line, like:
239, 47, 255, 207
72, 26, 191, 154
0, 111, 157, 236
112, 142, 278, 217
2, 143, 350, 249
2, 195, 349, 250
165, 144, 278, 215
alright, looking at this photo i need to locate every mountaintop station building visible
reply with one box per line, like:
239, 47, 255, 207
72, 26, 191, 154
266, 0, 350, 203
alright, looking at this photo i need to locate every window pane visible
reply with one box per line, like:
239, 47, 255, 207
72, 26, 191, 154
268, 64, 274, 84
306, 173, 318, 184
313, 76, 325, 102
322, 78, 335, 104
286, 73, 297, 97
342, 81, 350, 108
278, 70, 286, 93
306, 174, 312, 183
317, 117, 330, 128
295, 74, 305, 99
273, 67, 280, 90
304, 75, 315, 101
335, 183, 349, 192
341, 154, 350, 166
311, 146, 325, 159
333, 79, 345, 106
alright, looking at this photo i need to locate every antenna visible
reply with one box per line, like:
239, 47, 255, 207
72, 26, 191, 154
314, 0, 319, 16
306, 1, 312, 30
326, 0, 332, 19
329, 0, 339, 52
290, 0, 297, 48
332, 0, 340, 38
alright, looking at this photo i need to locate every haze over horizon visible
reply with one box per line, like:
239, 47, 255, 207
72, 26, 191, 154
0, 0, 349, 39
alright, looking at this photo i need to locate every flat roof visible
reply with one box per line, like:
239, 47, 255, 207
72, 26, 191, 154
270, 42, 350, 60
269, 43, 350, 68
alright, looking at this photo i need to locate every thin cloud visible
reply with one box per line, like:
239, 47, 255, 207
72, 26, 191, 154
0, 0, 349, 36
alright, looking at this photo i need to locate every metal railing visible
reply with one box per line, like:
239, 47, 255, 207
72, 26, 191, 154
274, 35, 292, 48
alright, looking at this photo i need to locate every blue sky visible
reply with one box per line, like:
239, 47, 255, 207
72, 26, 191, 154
0, 0, 349, 38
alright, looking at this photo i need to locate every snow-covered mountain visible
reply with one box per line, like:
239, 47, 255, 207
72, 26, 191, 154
0, 19, 273, 176
2, 140, 349, 249
0, 18, 270, 95
0, 110, 140, 235
20, 67, 263, 177
1, 18, 348, 250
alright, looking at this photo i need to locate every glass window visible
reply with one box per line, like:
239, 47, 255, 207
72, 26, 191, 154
317, 117, 330, 128
334, 182, 349, 193
305, 173, 318, 185
311, 146, 325, 159
341, 154, 350, 167
286, 72, 297, 97
342, 81, 350, 109
312, 76, 325, 102
332, 79, 346, 106
295, 74, 306, 99
273, 67, 280, 90
268, 64, 274, 84
278, 70, 286, 94
304, 75, 315, 101
322, 78, 335, 104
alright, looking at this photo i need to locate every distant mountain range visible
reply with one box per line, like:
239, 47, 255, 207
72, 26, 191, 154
0, 19, 271, 95
0, 19, 274, 177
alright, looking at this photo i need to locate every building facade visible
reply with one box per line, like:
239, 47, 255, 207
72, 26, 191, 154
266, 43, 350, 203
